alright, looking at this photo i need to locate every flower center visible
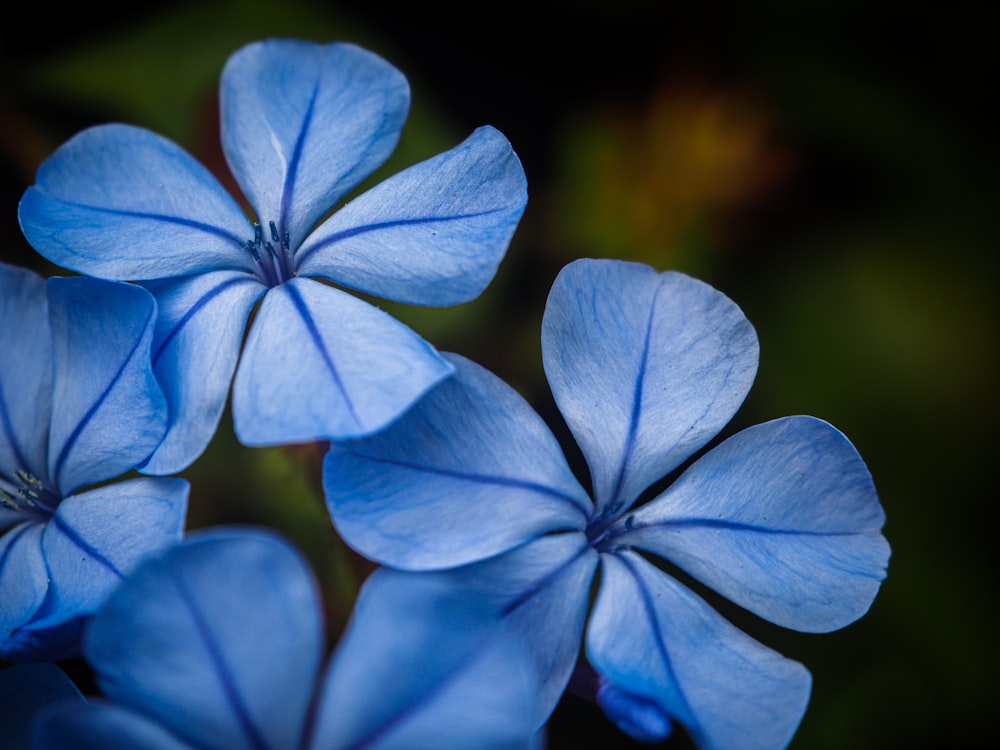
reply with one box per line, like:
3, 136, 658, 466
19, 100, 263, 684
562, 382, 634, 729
0, 469, 59, 522
244, 220, 295, 287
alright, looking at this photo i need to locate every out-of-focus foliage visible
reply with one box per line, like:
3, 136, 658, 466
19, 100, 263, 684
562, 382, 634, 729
2, 1, 996, 748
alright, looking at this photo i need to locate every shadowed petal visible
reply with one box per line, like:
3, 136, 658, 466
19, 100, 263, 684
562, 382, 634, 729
542, 259, 758, 514
221, 40, 409, 247
587, 552, 811, 750
35, 702, 194, 750
614, 416, 890, 632
0, 263, 51, 481
0, 524, 47, 657
45, 277, 167, 494
18, 124, 253, 280
326, 353, 590, 571
0, 664, 84, 750
33, 477, 188, 629
311, 566, 538, 750
84, 528, 323, 750
297, 126, 527, 305
233, 278, 452, 445
140, 272, 265, 475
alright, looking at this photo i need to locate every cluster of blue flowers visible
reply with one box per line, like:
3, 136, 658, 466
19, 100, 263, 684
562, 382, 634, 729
1, 39, 890, 749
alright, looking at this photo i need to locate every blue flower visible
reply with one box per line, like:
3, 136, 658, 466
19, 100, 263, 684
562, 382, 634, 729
18, 39, 528, 474
0, 262, 188, 662
324, 258, 891, 749
2, 527, 538, 750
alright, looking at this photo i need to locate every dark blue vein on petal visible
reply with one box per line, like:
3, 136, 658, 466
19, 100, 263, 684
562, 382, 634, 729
604, 282, 659, 512
616, 517, 882, 541
294, 209, 508, 267
502, 536, 593, 616
41, 199, 246, 248
152, 277, 263, 366
168, 567, 271, 750
50, 513, 124, 578
279, 78, 319, 243
339, 450, 591, 520
286, 283, 363, 430
0, 378, 32, 476
615, 553, 702, 747
52, 303, 155, 493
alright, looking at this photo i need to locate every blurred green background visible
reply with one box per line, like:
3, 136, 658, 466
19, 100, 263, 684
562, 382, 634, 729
2, 1, 996, 748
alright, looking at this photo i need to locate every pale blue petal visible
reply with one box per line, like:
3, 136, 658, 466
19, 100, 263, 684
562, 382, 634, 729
84, 528, 323, 750
0, 524, 48, 657
18, 124, 254, 280
326, 353, 590, 571
45, 277, 167, 494
297, 126, 527, 305
587, 552, 811, 750
35, 702, 194, 750
428, 533, 600, 729
32, 478, 188, 628
613, 416, 890, 632
0, 664, 84, 750
221, 40, 409, 249
311, 566, 538, 750
542, 259, 758, 514
139, 272, 265, 474
0, 263, 51, 482
233, 278, 452, 444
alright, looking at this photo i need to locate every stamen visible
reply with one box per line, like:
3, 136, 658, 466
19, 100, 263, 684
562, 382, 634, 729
245, 240, 261, 263
269, 221, 280, 243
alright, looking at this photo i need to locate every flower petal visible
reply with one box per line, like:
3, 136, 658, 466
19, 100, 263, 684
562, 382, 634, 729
35, 702, 194, 750
84, 527, 323, 750
139, 272, 265, 474
45, 277, 167, 494
221, 40, 409, 248
587, 551, 811, 750
311, 565, 538, 750
615, 416, 890, 632
18, 124, 253, 280
297, 126, 527, 305
0, 263, 51, 482
542, 259, 758, 514
0, 524, 48, 658
326, 353, 590, 570
0, 663, 84, 750
233, 278, 452, 444
33, 477, 188, 628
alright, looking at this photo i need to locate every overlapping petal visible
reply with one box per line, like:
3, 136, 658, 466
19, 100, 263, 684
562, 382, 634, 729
0, 263, 51, 481
297, 126, 528, 305
326, 353, 591, 570
35, 702, 195, 750
312, 565, 538, 750
34, 478, 188, 627
84, 528, 323, 750
542, 259, 758, 513
45, 277, 167, 494
221, 40, 410, 247
613, 416, 890, 632
0, 524, 47, 648
140, 272, 265, 474
233, 278, 453, 445
0, 663, 84, 750
18, 124, 253, 280
587, 552, 811, 750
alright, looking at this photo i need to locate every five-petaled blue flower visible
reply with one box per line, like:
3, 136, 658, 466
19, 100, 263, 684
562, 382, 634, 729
0, 262, 188, 662
324, 258, 892, 750
0, 527, 538, 750
18, 39, 528, 474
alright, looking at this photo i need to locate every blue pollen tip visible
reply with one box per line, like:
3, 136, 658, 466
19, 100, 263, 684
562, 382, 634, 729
253, 223, 263, 245
245, 240, 261, 263
269, 221, 280, 243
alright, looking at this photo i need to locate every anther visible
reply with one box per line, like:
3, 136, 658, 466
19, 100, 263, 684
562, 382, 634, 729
246, 240, 261, 263
269, 221, 280, 243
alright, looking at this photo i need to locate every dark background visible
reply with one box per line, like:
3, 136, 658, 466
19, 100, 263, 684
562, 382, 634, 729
3, 1, 997, 748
